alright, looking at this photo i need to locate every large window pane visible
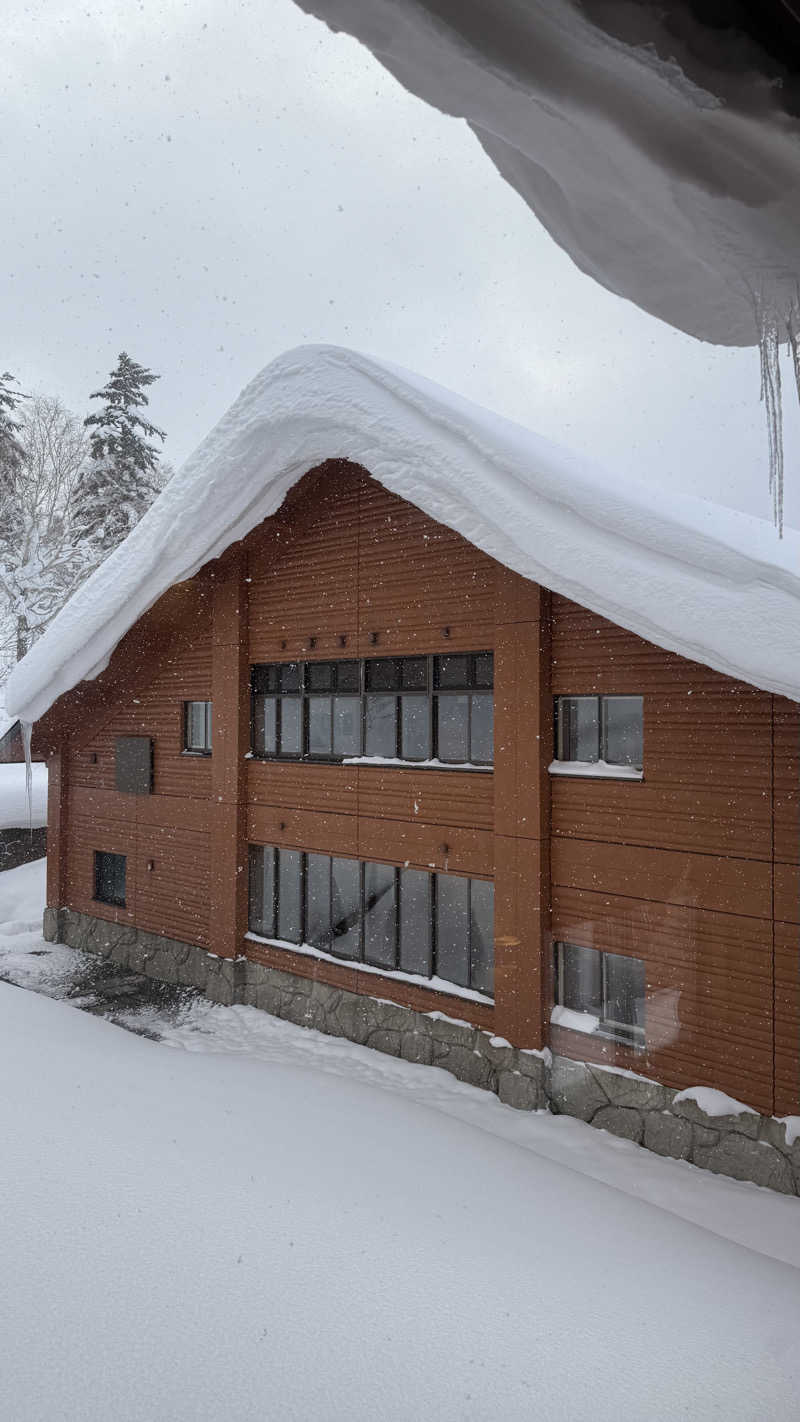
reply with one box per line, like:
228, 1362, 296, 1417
436, 694, 469, 762
305, 853, 331, 949
604, 951, 645, 1033
333, 696, 361, 757
279, 663, 301, 692
307, 662, 334, 692
363, 862, 397, 968
469, 880, 494, 995
603, 696, 643, 768
331, 857, 362, 959
557, 696, 600, 762
435, 654, 470, 689
401, 657, 427, 690
336, 661, 360, 693
308, 696, 332, 756
253, 696, 276, 756
399, 869, 432, 976
248, 845, 275, 938
560, 941, 602, 1016
279, 696, 302, 756
365, 659, 401, 691
435, 874, 470, 988
470, 693, 493, 764
277, 848, 302, 943
401, 694, 431, 760
365, 694, 397, 757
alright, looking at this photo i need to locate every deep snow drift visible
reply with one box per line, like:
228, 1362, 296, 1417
6, 345, 800, 729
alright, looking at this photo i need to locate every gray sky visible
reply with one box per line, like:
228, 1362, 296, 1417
5, 0, 799, 530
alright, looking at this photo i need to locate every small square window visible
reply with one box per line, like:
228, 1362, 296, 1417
94, 851, 126, 908
554, 941, 645, 1047
184, 701, 212, 754
553, 695, 643, 776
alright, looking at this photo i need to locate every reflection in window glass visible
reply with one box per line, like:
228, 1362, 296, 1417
399, 869, 432, 976
561, 940, 601, 1016
248, 845, 275, 939
401, 694, 430, 760
280, 696, 302, 756
308, 696, 332, 756
470, 694, 493, 764
436, 693, 469, 763
332, 857, 361, 958
364, 862, 397, 968
555, 940, 645, 1045
305, 853, 331, 949
469, 880, 494, 995
603, 696, 643, 768
278, 848, 302, 943
557, 696, 600, 762
604, 951, 645, 1034
365, 694, 396, 757
333, 696, 361, 757
254, 696, 276, 757
436, 874, 470, 987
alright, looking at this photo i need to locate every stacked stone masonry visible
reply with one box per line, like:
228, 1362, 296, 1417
46, 908, 800, 1198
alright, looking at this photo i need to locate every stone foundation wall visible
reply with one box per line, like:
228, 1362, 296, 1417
46, 907, 800, 1197
1, 826, 47, 871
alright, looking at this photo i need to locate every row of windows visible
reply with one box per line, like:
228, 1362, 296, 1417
92, 848, 647, 1045
251, 654, 494, 766
554, 940, 645, 1047
248, 844, 494, 996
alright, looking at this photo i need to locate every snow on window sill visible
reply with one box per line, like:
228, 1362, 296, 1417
343, 756, 492, 772
244, 931, 494, 1005
550, 1004, 644, 1050
548, 759, 643, 781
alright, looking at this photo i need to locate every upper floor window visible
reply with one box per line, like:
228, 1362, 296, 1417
94, 850, 127, 908
184, 701, 213, 755
251, 653, 493, 768
248, 843, 494, 997
550, 694, 643, 779
552, 940, 645, 1048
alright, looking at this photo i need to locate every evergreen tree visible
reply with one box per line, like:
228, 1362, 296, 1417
0, 371, 25, 498
72, 352, 166, 549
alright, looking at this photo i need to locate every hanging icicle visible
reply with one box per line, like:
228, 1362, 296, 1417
757, 310, 784, 537
21, 720, 33, 834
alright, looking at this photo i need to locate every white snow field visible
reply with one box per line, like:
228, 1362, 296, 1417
1, 860, 800, 1421
0, 763, 47, 829
7, 345, 800, 730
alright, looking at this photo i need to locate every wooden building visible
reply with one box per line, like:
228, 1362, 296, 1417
5, 349, 799, 1189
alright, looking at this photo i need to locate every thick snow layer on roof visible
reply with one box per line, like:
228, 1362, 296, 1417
6, 344, 800, 723
298, 0, 800, 350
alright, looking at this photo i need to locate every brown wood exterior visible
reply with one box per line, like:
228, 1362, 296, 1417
39, 460, 800, 1115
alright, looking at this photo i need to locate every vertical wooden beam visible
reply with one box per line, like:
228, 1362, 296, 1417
45, 745, 68, 908
208, 548, 250, 959
493, 575, 551, 1048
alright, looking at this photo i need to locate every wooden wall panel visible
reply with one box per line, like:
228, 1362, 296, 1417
357, 476, 497, 655
774, 700, 799, 866
134, 824, 210, 947
357, 767, 493, 832
247, 805, 359, 858
66, 811, 137, 926
248, 761, 358, 816
552, 885, 774, 1114
248, 468, 361, 662
358, 817, 493, 878
552, 836, 772, 920
775, 921, 800, 1115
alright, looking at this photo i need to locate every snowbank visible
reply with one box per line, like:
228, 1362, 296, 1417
1, 981, 800, 1420
0, 764, 47, 829
7, 345, 800, 725
298, 1, 800, 350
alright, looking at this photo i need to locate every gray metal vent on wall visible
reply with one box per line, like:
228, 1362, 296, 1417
114, 737, 153, 794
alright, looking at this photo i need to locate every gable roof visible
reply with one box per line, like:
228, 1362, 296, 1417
6, 343, 800, 724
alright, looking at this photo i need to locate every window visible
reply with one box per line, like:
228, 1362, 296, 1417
114, 736, 153, 794
551, 694, 643, 777
251, 654, 493, 767
184, 701, 213, 754
247, 844, 494, 995
553, 941, 645, 1047
94, 851, 127, 908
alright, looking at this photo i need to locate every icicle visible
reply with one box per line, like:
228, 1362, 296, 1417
21, 721, 33, 834
757, 311, 784, 537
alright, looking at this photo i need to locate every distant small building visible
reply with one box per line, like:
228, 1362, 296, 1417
6, 348, 800, 1192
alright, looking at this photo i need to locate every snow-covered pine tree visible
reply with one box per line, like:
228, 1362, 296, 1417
0, 371, 25, 497
72, 352, 166, 549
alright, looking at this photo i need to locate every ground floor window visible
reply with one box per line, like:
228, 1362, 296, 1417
553, 940, 645, 1047
94, 850, 127, 908
248, 844, 494, 996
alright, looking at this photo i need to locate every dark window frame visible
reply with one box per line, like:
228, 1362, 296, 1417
247, 843, 494, 996
251, 654, 494, 769
553, 694, 643, 771
183, 700, 213, 755
94, 850, 127, 908
554, 939, 645, 1048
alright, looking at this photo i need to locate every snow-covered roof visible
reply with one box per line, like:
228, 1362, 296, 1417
6, 343, 800, 723
299, 0, 800, 349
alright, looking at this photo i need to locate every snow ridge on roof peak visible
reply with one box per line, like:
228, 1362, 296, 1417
7, 343, 800, 723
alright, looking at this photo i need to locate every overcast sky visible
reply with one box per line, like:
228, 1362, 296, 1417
5, 0, 799, 530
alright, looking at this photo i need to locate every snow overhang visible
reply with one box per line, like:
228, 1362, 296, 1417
6, 343, 800, 725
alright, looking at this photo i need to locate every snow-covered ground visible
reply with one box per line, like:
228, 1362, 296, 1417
0, 762, 47, 829
1, 859, 799, 1420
